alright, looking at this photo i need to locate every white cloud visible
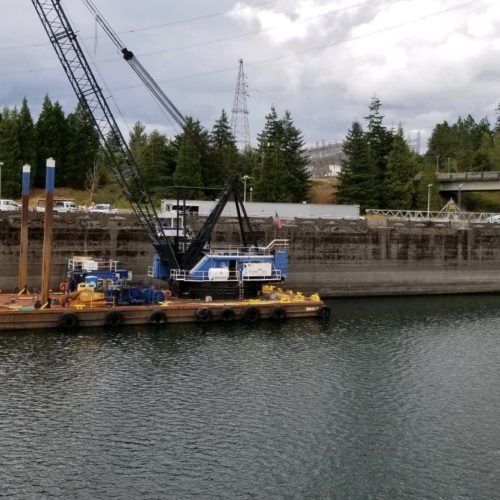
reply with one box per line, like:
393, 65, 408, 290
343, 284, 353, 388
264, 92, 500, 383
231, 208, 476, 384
1, 0, 500, 149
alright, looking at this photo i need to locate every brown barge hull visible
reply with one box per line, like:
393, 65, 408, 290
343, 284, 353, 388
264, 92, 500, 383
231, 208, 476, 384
0, 295, 329, 331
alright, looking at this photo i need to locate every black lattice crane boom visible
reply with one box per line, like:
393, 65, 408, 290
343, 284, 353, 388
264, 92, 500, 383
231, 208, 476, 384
30, 0, 180, 270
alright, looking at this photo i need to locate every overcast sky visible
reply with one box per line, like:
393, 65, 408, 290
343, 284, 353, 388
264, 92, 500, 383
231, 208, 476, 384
1, 0, 499, 151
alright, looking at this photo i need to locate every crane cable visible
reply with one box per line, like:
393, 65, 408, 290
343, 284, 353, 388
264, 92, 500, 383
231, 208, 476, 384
81, 0, 186, 130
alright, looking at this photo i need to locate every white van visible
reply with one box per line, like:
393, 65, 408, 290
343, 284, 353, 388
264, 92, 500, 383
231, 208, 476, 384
0, 199, 20, 211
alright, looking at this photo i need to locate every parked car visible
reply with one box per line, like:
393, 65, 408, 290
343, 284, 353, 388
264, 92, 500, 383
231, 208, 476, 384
53, 200, 78, 213
87, 203, 118, 214
0, 199, 20, 211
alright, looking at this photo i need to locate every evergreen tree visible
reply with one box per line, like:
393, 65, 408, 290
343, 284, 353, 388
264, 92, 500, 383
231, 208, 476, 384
143, 129, 176, 198
363, 95, 394, 207
253, 107, 288, 202
415, 163, 441, 211
65, 102, 100, 188
489, 130, 500, 170
35, 96, 68, 187
384, 126, 417, 209
0, 109, 22, 198
173, 118, 204, 199
281, 110, 310, 202
210, 109, 238, 184
336, 121, 378, 210
128, 121, 148, 169
473, 131, 493, 171
16, 98, 36, 168
252, 107, 309, 202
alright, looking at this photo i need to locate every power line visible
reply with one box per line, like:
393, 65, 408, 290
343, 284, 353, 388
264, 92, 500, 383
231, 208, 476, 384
1, 0, 481, 81
0, 0, 272, 52
1, 0, 488, 103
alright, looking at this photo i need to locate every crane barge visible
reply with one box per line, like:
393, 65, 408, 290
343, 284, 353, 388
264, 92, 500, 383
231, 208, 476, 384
0, 0, 331, 330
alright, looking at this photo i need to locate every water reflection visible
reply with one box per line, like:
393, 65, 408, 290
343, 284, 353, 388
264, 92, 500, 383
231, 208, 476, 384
1, 295, 499, 498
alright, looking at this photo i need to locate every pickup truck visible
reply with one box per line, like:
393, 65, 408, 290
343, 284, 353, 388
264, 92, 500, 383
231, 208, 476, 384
36, 199, 78, 213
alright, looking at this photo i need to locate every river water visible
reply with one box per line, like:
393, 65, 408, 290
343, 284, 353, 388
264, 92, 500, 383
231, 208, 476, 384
1, 295, 499, 499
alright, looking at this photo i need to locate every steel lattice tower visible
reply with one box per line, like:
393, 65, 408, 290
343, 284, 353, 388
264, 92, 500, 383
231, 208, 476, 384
231, 59, 251, 149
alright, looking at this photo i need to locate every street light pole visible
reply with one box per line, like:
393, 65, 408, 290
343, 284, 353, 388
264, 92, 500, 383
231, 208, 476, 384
427, 184, 432, 219
242, 175, 250, 203
458, 183, 463, 211
0, 161, 3, 199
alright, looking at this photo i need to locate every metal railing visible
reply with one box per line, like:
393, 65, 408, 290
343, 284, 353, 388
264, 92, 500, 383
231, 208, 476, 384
208, 239, 289, 256
170, 269, 283, 282
365, 209, 500, 223
67, 258, 120, 272
437, 171, 500, 181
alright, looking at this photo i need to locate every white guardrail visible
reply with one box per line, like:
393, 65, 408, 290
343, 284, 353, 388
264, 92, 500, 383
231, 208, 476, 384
365, 209, 500, 223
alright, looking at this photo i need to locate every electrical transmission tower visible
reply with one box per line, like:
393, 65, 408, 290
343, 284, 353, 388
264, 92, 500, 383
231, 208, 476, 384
231, 59, 251, 149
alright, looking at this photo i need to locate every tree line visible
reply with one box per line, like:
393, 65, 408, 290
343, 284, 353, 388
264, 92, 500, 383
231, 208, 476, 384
0, 96, 310, 203
338, 96, 500, 212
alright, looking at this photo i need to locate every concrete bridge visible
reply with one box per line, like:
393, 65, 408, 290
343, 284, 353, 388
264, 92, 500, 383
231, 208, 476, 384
437, 171, 500, 192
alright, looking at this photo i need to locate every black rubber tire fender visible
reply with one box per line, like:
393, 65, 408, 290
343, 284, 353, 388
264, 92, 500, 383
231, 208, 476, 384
105, 310, 125, 328
242, 305, 261, 323
150, 310, 167, 325
219, 307, 235, 322
317, 305, 331, 319
270, 306, 287, 321
58, 312, 79, 330
196, 307, 214, 322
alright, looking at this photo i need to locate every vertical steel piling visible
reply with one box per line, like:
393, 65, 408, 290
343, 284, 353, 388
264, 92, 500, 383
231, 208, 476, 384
40, 158, 55, 306
18, 164, 31, 293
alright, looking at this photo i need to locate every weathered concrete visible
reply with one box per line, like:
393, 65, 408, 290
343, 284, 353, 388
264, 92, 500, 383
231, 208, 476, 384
2, 212, 500, 297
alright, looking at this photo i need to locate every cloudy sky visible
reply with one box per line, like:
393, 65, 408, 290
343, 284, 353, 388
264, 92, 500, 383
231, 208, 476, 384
1, 0, 500, 151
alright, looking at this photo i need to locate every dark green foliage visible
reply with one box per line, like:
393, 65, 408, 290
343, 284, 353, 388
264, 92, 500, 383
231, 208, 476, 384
143, 129, 177, 199
17, 98, 36, 168
35, 96, 68, 187
414, 163, 441, 211
384, 126, 418, 209
363, 95, 394, 207
427, 114, 495, 171
65, 103, 100, 188
172, 117, 204, 199
210, 109, 238, 183
336, 121, 378, 210
253, 107, 310, 203
0, 108, 22, 197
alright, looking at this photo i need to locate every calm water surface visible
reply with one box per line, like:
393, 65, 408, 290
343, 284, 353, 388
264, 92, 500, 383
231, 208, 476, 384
1, 295, 499, 499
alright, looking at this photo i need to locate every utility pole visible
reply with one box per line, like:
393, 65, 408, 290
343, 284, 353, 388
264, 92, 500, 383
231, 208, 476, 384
230, 59, 251, 150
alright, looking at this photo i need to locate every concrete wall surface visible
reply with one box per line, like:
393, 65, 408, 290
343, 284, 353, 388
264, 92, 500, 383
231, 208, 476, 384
2, 212, 500, 297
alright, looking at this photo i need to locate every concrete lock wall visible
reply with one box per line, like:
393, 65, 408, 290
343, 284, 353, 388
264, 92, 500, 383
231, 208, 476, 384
2, 212, 500, 297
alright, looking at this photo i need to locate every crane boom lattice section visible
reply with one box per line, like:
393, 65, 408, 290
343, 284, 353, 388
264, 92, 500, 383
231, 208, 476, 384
30, 0, 179, 270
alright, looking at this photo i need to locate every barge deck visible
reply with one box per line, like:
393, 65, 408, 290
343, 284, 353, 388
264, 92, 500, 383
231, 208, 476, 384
0, 286, 330, 331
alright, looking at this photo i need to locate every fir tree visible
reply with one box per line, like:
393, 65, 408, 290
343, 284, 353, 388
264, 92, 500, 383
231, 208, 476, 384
143, 129, 176, 198
336, 121, 378, 211
363, 95, 393, 207
384, 126, 417, 209
16, 98, 36, 168
65, 102, 100, 188
253, 107, 309, 202
0, 109, 22, 198
210, 109, 238, 184
173, 118, 204, 199
35, 96, 68, 187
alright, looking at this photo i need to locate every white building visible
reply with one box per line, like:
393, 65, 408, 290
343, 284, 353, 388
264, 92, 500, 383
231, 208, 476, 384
159, 199, 359, 220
